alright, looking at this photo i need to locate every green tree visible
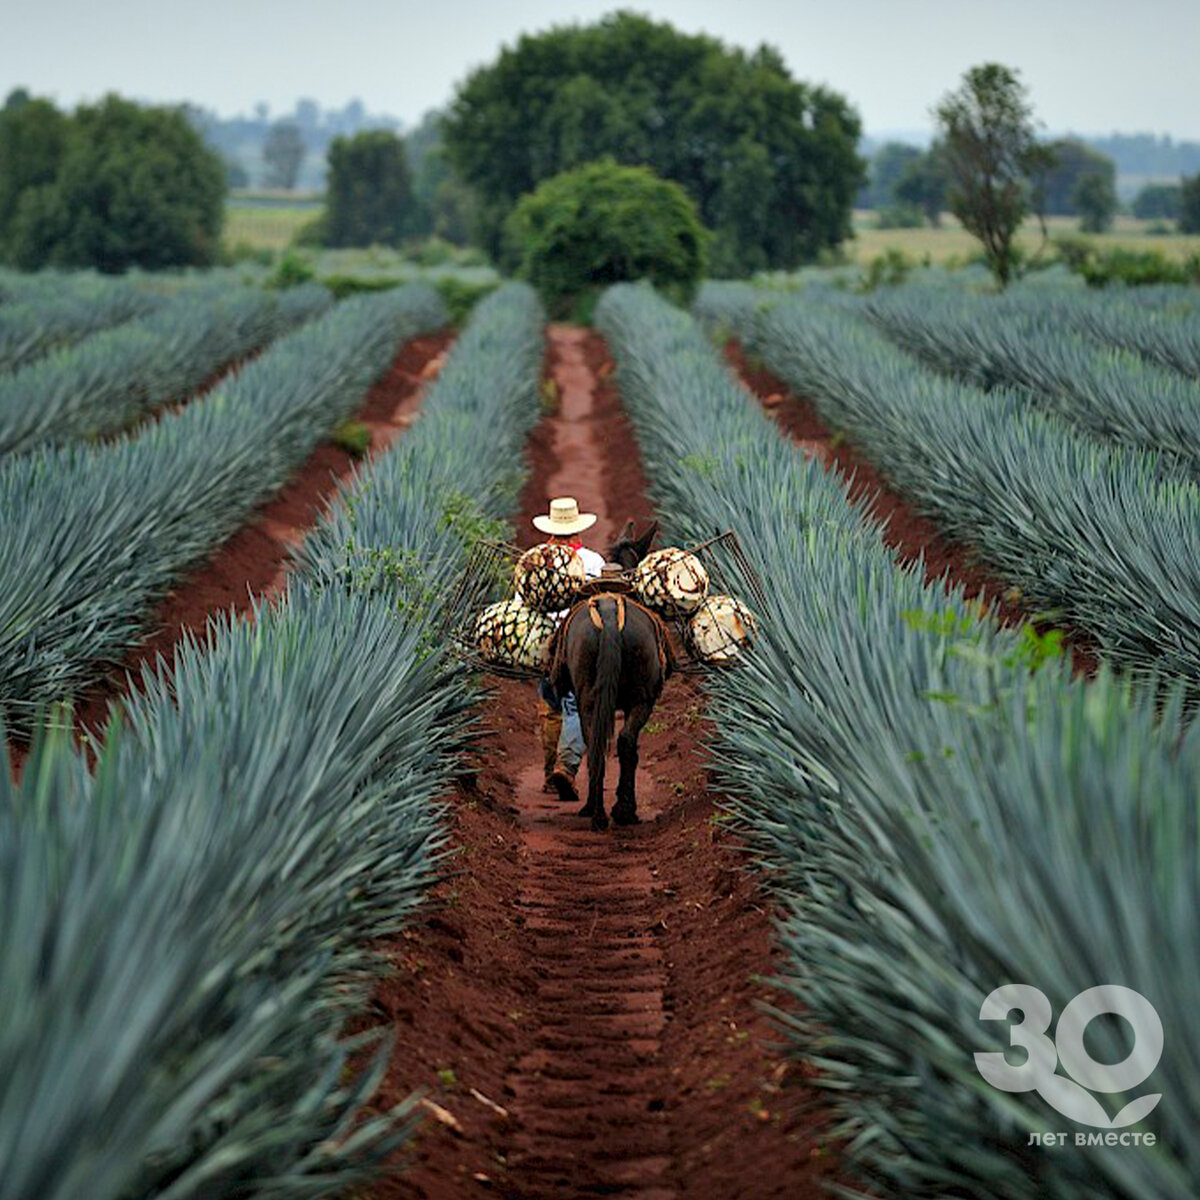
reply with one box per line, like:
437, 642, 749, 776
404, 109, 480, 245
936, 63, 1042, 287
1034, 139, 1116, 216
4, 94, 224, 271
503, 160, 706, 316
0, 92, 69, 252
894, 146, 949, 226
443, 12, 863, 274
324, 130, 414, 247
1132, 183, 1182, 221
1074, 171, 1117, 233
262, 121, 305, 190
1180, 173, 1200, 234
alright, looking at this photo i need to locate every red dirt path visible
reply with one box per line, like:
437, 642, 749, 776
358, 328, 834, 1200
5, 333, 451, 777
726, 340, 1100, 678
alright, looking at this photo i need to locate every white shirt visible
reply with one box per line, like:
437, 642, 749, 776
573, 545, 606, 579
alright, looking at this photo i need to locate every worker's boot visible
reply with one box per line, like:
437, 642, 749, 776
548, 760, 580, 805
539, 700, 562, 793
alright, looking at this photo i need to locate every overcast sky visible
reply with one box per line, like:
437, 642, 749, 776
6, 0, 1199, 139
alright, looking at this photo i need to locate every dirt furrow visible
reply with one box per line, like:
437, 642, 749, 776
4, 332, 450, 779
727, 339, 1100, 677
359, 327, 834, 1200
497, 326, 676, 1198
72, 333, 451, 740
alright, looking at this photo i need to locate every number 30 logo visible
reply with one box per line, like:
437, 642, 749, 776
974, 985, 1162, 1128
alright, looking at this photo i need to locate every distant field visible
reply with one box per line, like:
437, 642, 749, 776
847, 211, 1200, 264
224, 194, 322, 251
222, 198, 1200, 265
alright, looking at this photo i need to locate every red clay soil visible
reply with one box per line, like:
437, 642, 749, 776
726, 340, 1100, 678
358, 327, 835, 1200
20, 332, 452, 761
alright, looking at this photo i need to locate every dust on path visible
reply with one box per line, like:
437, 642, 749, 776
360, 327, 834, 1200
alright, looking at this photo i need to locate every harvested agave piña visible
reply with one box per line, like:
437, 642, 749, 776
633, 547, 709, 617
686, 594, 757, 662
514, 541, 587, 613
475, 598, 558, 669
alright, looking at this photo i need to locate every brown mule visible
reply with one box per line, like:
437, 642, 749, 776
550, 522, 673, 831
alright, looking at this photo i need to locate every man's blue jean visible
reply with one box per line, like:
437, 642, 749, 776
539, 677, 584, 775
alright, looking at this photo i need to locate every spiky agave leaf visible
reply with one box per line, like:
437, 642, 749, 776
744, 294, 1200, 690
598, 282, 1200, 1199
0, 283, 544, 1199
865, 286, 1200, 477
0, 283, 446, 736
0, 273, 161, 375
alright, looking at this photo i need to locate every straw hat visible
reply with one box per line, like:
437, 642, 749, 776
533, 497, 597, 536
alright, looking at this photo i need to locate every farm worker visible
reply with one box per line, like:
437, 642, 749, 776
531, 497, 604, 798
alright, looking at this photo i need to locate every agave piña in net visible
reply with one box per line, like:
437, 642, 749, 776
685, 594, 757, 662
475, 598, 558, 669
514, 541, 587, 613
633, 547, 709, 617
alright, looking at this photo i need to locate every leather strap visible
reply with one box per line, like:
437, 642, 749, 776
587, 594, 626, 631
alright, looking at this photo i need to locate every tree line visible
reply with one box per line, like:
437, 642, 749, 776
2, 16, 1197, 285
862, 133, 1200, 236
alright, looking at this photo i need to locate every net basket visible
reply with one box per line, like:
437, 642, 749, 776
513, 541, 587, 613
631, 547, 709, 618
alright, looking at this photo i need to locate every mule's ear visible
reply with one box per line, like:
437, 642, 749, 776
634, 520, 659, 557
621, 518, 636, 540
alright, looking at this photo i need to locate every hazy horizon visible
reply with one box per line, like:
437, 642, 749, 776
8, 0, 1200, 141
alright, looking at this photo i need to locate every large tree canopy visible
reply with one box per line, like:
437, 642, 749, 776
443, 11, 864, 275
1, 93, 225, 271
1035, 139, 1116, 217
0, 90, 68, 246
323, 130, 415, 247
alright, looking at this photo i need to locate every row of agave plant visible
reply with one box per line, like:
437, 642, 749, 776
995, 283, 1200, 377
596, 282, 1199, 1200
0, 269, 164, 373
0, 281, 333, 455
0, 282, 546, 1200
707, 288, 1200, 691
862, 286, 1200, 477
0, 282, 447, 734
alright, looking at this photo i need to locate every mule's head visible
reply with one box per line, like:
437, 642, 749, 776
608, 519, 658, 569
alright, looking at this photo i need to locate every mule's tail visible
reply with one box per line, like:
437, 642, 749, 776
586, 598, 622, 784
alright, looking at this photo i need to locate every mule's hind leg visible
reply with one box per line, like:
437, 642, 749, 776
613, 701, 653, 826
577, 695, 608, 830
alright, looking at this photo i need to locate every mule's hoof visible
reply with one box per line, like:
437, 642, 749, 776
590, 812, 610, 833
549, 771, 579, 805
613, 805, 640, 826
